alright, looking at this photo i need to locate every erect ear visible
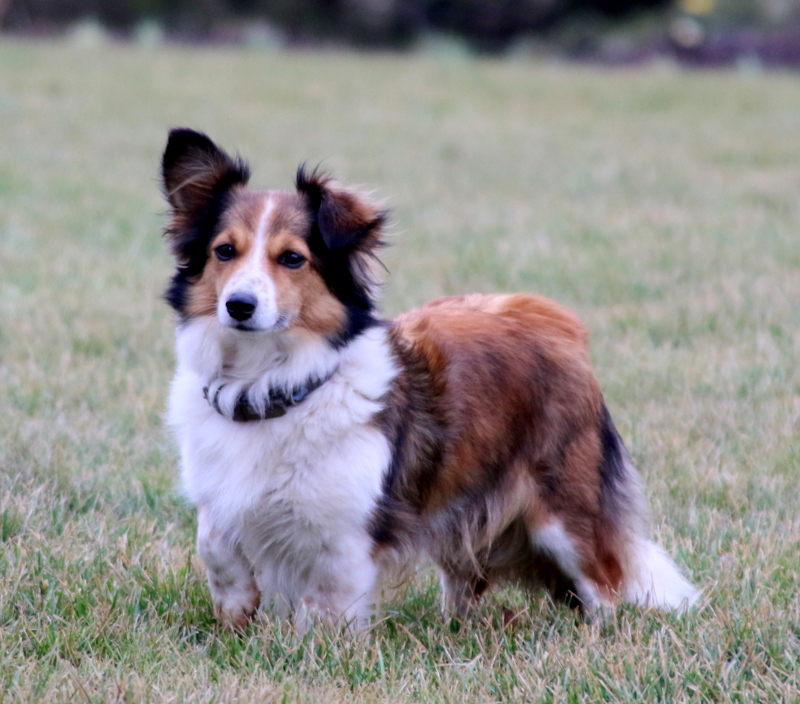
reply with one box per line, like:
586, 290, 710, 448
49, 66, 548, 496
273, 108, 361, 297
161, 128, 250, 265
162, 128, 250, 212
295, 165, 386, 255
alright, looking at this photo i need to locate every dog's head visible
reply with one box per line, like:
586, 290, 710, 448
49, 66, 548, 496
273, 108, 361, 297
161, 128, 386, 348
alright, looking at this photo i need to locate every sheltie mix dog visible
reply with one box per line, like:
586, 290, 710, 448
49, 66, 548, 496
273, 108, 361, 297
162, 128, 697, 630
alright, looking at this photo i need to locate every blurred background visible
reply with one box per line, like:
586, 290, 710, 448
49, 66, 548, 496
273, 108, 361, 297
2, 0, 800, 66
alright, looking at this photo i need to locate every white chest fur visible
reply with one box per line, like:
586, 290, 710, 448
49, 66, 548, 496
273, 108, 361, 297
168, 321, 398, 626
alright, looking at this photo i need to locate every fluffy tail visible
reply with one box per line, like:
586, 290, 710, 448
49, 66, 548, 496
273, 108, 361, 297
598, 403, 699, 611
624, 539, 699, 609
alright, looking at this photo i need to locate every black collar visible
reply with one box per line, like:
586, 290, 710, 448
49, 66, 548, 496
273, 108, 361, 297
204, 367, 338, 422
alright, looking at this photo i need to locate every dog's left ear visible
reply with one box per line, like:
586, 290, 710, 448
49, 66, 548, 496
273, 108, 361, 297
296, 165, 386, 255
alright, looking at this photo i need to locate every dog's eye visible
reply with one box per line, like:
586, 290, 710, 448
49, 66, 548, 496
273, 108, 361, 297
215, 244, 236, 261
277, 251, 306, 269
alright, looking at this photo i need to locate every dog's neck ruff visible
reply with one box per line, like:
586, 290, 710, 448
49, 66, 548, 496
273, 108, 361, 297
204, 365, 339, 422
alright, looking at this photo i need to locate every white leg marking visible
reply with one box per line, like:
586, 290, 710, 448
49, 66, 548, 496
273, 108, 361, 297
529, 521, 612, 611
294, 534, 380, 632
196, 508, 261, 629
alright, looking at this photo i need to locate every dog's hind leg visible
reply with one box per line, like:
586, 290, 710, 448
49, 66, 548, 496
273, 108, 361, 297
527, 519, 617, 615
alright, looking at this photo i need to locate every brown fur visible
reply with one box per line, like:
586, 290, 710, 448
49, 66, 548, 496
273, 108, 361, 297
373, 293, 641, 610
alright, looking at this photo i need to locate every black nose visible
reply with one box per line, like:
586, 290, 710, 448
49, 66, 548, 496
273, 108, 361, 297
226, 294, 257, 322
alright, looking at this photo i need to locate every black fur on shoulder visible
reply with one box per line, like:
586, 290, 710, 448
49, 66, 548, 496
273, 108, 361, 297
296, 164, 388, 348
369, 325, 447, 548
161, 128, 250, 315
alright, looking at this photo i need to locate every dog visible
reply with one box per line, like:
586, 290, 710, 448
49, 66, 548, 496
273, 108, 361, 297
161, 128, 698, 630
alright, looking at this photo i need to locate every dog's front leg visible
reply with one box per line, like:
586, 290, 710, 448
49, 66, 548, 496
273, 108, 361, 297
439, 570, 484, 619
295, 534, 380, 632
196, 505, 261, 629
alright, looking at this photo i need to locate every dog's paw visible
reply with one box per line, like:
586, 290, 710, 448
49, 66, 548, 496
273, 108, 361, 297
215, 603, 257, 631
213, 585, 261, 630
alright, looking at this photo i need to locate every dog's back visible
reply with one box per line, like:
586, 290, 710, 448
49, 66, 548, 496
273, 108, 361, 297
378, 293, 696, 613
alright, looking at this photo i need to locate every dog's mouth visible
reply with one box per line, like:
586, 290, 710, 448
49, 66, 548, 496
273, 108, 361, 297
232, 315, 290, 334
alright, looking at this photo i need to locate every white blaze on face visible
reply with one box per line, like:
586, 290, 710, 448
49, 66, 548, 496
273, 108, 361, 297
218, 195, 279, 331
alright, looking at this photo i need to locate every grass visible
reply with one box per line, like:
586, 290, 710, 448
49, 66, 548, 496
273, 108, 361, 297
1, 39, 799, 703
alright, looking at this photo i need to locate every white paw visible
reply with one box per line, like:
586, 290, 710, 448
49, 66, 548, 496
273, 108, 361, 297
212, 582, 261, 630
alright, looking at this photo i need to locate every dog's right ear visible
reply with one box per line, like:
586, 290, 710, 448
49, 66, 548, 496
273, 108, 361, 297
161, 128, 250, 266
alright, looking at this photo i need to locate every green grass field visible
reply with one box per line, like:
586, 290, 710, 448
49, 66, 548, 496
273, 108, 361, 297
1, 39, 799, 703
